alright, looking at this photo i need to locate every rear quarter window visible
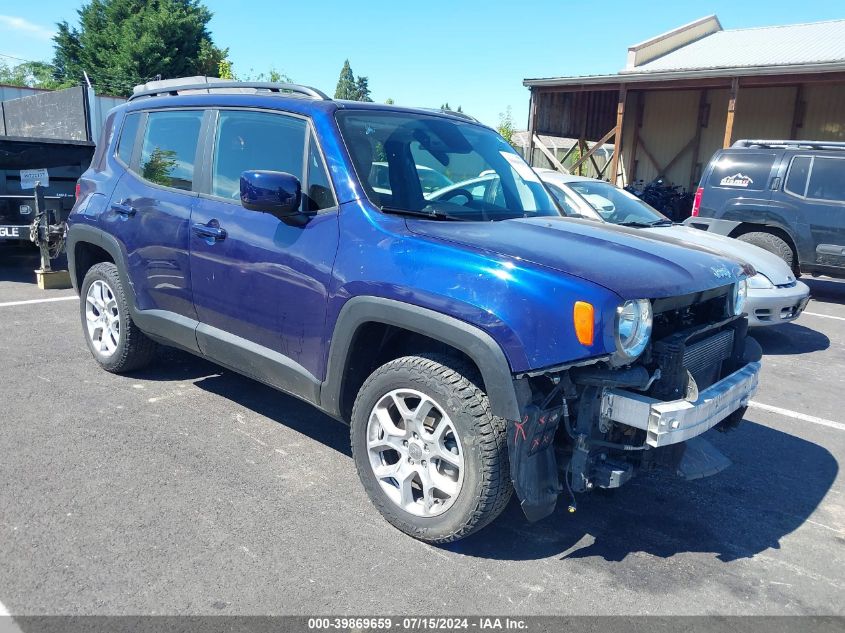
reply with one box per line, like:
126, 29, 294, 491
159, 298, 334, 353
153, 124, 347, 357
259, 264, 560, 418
707, 153, 777, 191
806, 157, 845, 203
116, 112, 141, 167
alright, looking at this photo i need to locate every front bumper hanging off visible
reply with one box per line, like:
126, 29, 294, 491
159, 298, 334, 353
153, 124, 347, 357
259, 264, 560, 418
600, 361, 761, 447
507, 359, 761, 522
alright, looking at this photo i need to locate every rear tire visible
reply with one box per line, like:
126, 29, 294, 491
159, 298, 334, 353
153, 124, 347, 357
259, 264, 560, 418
80, 262, 158, 373
736, 231, 796, 272
351, 354, 512, 543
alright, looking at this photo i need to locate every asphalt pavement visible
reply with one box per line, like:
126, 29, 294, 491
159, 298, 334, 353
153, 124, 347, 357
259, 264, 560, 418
0, 243, 843, 616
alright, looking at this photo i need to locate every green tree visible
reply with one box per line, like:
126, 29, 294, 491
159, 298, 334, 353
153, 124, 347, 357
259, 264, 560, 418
354, 76, 372, 102
385, 97, 394, 104
334, 59, 356, 100
217, 58, 234, 80
141, 147, 177, 186
0, 60, 72, 90
53, 0, 228, 96
497, 106, 515, 146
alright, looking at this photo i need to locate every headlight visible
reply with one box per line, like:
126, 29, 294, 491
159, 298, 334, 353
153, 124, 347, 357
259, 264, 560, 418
733, 278, 748, 315
615, 299, 652, 362
747, 273, 774, 290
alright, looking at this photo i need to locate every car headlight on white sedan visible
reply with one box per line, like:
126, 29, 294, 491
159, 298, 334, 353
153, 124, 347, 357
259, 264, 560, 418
746, 273, 774, 290
733, 278, 748, 315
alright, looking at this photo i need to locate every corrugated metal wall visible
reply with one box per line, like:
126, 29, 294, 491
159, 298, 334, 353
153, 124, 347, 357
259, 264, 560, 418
802, 83, 845, 140
629, 89, 699, 185
615, 80, 845, 189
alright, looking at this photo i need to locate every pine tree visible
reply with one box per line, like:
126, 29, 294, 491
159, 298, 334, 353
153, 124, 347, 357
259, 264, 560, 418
334, 59, 357, 100
354, 76, 372, 102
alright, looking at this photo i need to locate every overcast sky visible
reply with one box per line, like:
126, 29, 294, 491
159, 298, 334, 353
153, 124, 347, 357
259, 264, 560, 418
1, 1, 843, 127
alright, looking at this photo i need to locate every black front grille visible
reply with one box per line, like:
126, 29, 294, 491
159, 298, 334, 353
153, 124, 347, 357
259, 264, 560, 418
652, 287, 731, 340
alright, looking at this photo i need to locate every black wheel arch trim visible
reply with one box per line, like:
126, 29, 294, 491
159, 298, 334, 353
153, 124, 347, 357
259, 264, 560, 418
320, 296, 522, 422
67, 223, 202, 353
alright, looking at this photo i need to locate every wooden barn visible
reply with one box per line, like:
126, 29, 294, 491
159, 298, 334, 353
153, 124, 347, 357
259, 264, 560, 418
522, 15, 845, 190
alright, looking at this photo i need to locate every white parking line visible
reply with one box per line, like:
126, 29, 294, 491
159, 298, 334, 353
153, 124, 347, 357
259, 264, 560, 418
0, 296, 77, 308
802, 311, 845, 322
749, 401, 845, 431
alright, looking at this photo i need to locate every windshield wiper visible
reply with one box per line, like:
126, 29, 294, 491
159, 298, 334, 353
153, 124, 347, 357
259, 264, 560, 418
617, 220, 654, 228
648, 219, 675, 227
380, 205, 460, 221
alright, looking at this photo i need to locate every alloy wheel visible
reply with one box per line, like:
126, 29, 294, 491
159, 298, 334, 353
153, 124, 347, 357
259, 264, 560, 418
366, 388, 464, 517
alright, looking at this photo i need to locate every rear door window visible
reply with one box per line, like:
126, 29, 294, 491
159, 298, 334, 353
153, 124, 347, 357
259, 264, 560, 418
707, 153, 777, 191
138, 110, 203, 190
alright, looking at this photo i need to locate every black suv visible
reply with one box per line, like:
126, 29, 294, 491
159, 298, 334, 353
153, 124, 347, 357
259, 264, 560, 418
686, 140, 845, 278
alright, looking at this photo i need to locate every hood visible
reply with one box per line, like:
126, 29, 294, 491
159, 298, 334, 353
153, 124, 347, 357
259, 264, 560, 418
641, 225, 795, 286
405, 216, 748, 299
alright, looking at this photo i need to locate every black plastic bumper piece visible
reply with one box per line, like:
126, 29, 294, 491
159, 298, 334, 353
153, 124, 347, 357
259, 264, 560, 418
507, 403, 563, 522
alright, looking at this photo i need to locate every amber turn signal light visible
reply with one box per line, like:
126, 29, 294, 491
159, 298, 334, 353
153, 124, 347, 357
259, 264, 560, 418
573, 301, 594, 346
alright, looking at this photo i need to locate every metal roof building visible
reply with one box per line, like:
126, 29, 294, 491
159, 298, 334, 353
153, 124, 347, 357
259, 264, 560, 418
523, 15, 845, 188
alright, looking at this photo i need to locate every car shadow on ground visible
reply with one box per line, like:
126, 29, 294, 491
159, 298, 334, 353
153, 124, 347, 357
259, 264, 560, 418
804, 277, 845, 305
751, 323, 830, 355
134, 348, 354, 457
131, 349, 837, 564
449, 417, 838, 562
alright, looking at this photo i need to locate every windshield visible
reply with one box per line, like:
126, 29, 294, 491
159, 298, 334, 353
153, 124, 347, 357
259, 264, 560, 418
565, 181, 670, 226
336, 110, 560, 221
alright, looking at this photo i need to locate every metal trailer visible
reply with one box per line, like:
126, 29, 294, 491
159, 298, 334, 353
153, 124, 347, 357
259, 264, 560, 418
0, 86, 113, 285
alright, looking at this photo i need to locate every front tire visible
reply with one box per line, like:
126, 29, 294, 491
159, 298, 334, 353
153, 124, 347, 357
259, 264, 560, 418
351, 354, 512, 543
80, 262, 158, 373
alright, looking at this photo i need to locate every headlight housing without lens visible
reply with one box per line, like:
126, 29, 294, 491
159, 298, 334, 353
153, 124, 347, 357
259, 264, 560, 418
733, 278, 748, 315
746, 273, 774, 290
614, 299, 652, 362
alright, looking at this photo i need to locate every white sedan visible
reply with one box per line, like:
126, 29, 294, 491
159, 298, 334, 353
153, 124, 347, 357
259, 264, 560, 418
536, 170, 810, 327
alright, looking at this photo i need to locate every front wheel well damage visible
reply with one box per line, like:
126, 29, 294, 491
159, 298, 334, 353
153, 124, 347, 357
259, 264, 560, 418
337, 322, 485, 423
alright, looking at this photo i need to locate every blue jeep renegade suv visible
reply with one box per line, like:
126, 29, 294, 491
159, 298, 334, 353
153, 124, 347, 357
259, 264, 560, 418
67, 79, 762, 543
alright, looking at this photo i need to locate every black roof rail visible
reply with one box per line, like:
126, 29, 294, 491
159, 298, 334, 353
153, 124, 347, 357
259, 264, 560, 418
733, 139, 845, 151
418, 107, 480, 123
128, 80, 331, 102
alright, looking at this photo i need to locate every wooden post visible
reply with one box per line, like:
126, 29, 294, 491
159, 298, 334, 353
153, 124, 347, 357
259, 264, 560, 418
526, 90, 538, 166
723, 77, 739, 149
608, 84, 627, 185
629, 92, 642, 183
688, 89, 708, 189
790, 85, 805, 139
568, 126, 617, 174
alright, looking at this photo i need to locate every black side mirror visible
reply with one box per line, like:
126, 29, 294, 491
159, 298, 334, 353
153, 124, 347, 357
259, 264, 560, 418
240, 170, 301, 217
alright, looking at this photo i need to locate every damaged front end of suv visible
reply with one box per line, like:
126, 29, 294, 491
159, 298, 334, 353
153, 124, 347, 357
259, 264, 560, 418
508, 274, 761, 521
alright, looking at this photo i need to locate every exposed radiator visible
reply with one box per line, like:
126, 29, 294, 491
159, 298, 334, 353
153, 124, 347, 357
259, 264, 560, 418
683, 329, 735, 388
